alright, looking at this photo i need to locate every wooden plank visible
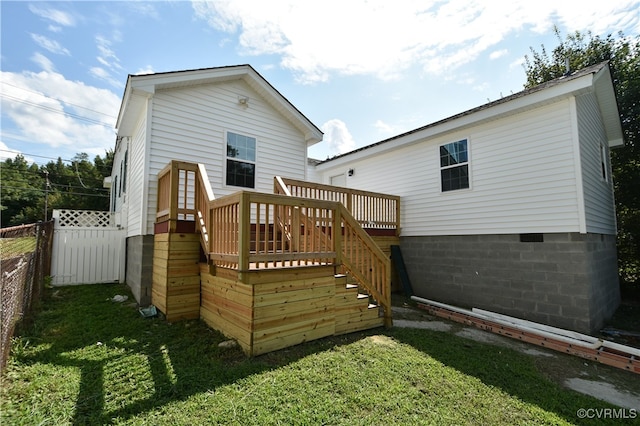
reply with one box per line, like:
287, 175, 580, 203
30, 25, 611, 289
201, 273, 253, 297
166, 284, 200, 296
201, 299, 253, 332
166, 293, 199, 309
336, 307, 380, 323
254, 296, 334, 323
166, 275, 201, 287
254, 316, 335, 343
201, 291, 253, 322
254, 285, 334, 307
254, 304, 333, 331
165, 311, 199, 322
335, 317, 384, 335
253, 276, 335, 295
252, 323, 335, 356
242, 265, 335, 285
200, 307, 252, 352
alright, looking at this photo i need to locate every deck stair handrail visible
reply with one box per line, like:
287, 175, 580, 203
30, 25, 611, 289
275, 176, 393, 327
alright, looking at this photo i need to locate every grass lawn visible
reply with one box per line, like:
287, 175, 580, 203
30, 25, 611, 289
0, 237, 37, 259
0, 284, 632, 425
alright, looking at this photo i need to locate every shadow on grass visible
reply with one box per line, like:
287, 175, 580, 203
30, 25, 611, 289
387, 327, 628, 426
10, 283, 366, 425
11, 284, 632, 425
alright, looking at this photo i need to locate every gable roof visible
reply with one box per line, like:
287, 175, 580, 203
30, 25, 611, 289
318, 61, 623, 166
115, 64, 323, 145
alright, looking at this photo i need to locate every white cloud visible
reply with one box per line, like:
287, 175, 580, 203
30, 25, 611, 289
0, 141, 32, 163
89, 66, 122, 88
31, 53, 56, 72
89, 36, 125, 88
30, 34, 71, 56
490, 49, 508, 60
95, 35, 122, 71
191, 0, 639, 83
321, 119, 356, 155
373, 119, 407, 137
134, 66, 155, 76
0, 71, 119, 154
28, 4, 76, 27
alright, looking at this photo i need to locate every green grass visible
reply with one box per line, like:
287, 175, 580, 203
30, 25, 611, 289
0, 284, 632, 425
0, 237, 37, 259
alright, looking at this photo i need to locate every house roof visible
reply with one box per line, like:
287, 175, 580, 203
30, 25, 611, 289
115, 64, 323, 145
317, 61, 623, 166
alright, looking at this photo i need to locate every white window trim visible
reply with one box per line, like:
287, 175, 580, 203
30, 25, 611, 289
439, 137, 472, 193
223, 130, 258, 189
600, 143, 608, 182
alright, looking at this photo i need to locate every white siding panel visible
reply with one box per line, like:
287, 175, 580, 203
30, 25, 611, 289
576, 93, 616, 234
127, 111, 148, 237
145, 80, 307, 234
314, 99, 582, 236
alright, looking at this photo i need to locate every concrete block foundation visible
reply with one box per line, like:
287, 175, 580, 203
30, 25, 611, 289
400, 233, 620, 334
125, 235, 155, 306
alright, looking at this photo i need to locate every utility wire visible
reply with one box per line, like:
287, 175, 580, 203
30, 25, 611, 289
0, 149, 113, 165
0, 175, 107, 191
1, 94, 114, 127
1, 82, 117, 119
1, 186, 109, 198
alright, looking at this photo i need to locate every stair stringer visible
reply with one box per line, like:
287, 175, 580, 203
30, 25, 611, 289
334, 273, 384, 335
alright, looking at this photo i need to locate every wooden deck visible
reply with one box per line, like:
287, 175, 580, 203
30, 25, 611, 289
152, 161, 399, 356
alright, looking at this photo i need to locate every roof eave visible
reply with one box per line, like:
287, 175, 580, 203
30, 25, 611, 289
318, 62, 617, 165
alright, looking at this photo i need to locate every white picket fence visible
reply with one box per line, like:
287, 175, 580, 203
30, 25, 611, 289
50, 210, 126, 285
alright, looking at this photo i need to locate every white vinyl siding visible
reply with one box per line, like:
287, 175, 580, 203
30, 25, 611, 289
315, 99, 583, 236
144, 80, 307, 234
127, 112, 148, 237
576, 93, 616, 234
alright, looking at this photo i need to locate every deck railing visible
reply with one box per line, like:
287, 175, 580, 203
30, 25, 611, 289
157, 161, 393, 326
275, 177, 400, 233
156, 161, 198, 228
275, 176, 393, 326
208, 192, 337, 271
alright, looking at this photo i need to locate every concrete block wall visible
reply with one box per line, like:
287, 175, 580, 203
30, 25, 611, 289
125, 235, 155, 306
400, 233, 620, 334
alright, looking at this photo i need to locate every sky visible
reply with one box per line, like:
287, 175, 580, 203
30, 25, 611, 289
1, 0, 639, 168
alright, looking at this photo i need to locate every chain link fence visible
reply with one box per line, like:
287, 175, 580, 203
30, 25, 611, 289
0, 221, 54, 372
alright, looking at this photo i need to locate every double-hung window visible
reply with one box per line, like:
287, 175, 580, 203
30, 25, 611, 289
440, 139, 469, 192
226, 132, 256, 188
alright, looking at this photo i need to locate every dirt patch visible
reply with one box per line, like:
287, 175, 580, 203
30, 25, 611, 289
565, 378, 640, 410
368, 335, 397, 347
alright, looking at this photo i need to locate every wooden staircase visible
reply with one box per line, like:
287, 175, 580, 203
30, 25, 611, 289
335, 273, 384, 335
153, 161, 398, 356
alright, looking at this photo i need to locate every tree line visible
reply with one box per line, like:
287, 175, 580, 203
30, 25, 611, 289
1, 151, 113, 227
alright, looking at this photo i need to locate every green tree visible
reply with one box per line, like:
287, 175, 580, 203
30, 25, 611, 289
524, 28, 640, 285
1, 151, 114, 227
0, 155, 45, 226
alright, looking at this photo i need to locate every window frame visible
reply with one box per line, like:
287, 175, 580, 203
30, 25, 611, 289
439, 138, 471, 193
224, 130, 257, 189
600, 143, 608, 182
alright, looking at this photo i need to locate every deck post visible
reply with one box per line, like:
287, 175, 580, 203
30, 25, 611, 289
168, 161, 180, 232
238, 191, 251, 276
333, 206, 342, 266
